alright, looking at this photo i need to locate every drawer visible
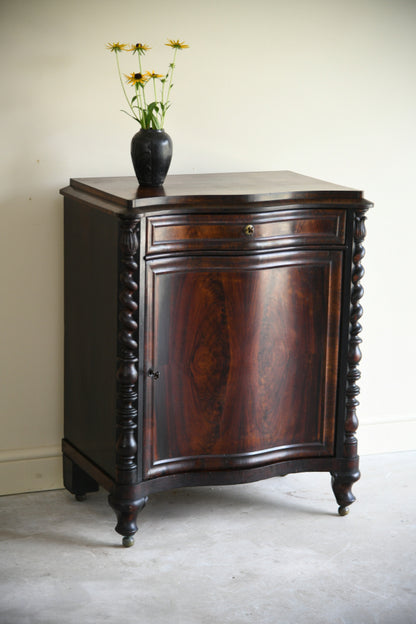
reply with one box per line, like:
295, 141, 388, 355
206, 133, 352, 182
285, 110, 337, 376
146, 209, 346, 255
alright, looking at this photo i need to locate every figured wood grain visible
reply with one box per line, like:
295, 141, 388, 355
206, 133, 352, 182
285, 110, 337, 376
144, 250, 342, 478
146, 209, 346, 255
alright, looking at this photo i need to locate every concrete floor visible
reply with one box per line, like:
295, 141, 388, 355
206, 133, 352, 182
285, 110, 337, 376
0, 451, 415, 624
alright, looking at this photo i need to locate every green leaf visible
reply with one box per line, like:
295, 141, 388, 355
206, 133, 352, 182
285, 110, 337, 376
147, 101, 160, 113
121, 109, 139, 122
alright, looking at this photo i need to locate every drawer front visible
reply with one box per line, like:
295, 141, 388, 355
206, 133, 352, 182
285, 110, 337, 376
146, 208, 346, 255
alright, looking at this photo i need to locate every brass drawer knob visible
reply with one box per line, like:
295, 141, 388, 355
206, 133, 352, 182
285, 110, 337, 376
243, 224, 254, 237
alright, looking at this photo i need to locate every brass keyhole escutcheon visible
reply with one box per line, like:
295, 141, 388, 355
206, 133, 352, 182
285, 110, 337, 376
243, 224, 255, 237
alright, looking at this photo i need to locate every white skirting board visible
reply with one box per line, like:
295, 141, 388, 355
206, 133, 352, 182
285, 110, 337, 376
0, 418, 415, 495
0, 446, 63, 496
358, 415, 416, 456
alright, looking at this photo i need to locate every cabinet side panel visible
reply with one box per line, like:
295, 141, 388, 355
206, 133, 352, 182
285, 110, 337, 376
64, 199, 118, 478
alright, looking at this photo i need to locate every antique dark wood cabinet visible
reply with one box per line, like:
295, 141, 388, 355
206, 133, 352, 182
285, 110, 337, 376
61, 171, 372, 547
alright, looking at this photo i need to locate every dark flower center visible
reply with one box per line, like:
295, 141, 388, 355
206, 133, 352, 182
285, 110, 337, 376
135, 73, 142, 79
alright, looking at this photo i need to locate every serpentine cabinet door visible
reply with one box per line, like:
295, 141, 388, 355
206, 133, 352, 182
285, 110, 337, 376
143, 247, 343, 480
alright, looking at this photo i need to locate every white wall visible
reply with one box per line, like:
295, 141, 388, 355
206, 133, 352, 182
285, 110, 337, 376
1, 0, 415, 494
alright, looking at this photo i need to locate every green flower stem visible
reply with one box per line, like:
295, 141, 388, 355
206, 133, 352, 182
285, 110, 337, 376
153, 77, 158, 106
161, 48, 177, 126
134, 84, 143, 125
167, 48, 178, 96
115, 51, 139, 121
138, 53, 147, 108
160, 79, 167, 120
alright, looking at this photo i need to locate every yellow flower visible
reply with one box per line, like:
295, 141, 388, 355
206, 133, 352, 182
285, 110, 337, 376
106, 42, 127, 52
127, 43, 151, 55
165, 39, 189, 50
125, 72, 149, 86
146, 71, 164, 79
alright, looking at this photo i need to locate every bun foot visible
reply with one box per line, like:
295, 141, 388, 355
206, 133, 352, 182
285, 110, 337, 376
75, 493, 87, 502
338, 506, 349, 516
122, 535, 135, 548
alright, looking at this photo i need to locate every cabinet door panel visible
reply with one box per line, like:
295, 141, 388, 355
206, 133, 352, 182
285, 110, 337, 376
144, 251, 342, 478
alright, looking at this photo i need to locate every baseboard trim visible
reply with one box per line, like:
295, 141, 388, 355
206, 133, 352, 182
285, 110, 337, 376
0, 446, 63, 495
359, 416, 416, 455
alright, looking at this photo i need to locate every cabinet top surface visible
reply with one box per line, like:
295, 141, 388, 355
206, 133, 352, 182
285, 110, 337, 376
61, 170, 367, 213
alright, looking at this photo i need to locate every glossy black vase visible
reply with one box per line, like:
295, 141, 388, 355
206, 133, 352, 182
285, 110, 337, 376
130, 128, 172, 187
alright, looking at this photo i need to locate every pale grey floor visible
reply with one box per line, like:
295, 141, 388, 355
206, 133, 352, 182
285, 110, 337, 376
0, 451, 415, 624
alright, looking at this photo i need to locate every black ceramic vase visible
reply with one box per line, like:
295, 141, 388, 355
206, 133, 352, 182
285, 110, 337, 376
130, 128, 173, 187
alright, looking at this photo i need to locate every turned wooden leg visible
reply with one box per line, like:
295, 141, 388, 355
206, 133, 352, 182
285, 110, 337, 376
108, 494, 148, 547
63, 455, 99, 500
331, 470, 360, 516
